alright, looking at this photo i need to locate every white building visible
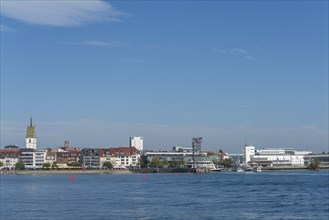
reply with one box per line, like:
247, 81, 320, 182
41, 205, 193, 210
99, 147, 140, 169
0, 148, 20, 170
0, 157, 19, 170
129, 136, 143, 151
251, 148, 312, 167
242, 145, 255, 163
20, 149, 46, 169
26, 117, 37, 150
173, 146, 193, 153
34, 150, 46, 168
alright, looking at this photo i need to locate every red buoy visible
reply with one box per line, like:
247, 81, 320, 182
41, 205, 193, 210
70, 176, 74, 181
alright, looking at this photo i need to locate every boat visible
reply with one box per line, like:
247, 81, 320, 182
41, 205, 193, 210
211, 165, 225, 172
242, 164, 253, 172
232, 164, 244, 172
255, 166, 262, 172
186, 161, 216, 170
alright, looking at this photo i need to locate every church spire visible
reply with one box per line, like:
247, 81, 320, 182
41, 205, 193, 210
26, 116, 36, 138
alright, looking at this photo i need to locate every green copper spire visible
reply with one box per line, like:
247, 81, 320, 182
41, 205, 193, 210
26, 116, 36, 138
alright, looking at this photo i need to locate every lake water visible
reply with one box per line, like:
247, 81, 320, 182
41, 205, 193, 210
1, 171, 329, 220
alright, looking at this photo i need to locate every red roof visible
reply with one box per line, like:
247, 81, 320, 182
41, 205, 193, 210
109, 147, 138, 157
0, 149, 20, 158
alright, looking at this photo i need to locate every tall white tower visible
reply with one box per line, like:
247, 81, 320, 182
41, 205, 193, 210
242, 145, 255, 163
129, 136, 143, 151
26, 117, 37, 150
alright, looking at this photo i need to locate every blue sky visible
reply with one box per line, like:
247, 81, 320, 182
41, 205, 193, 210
1, 0, 328, 153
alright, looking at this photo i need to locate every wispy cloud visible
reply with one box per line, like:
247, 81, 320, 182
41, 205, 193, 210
1, 0, 125, 27
0, 24, 15, 32
212, 47, 257, 61
230, 48, 248, 54
245, 55, 256, 61
84, 40, 130, 48
61, 40, 161, 50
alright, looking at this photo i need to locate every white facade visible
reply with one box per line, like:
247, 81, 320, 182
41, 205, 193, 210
100, 154, 140, 168
129, 136, 143, 151
0, 157, 19, 170
242, 145, 255, 163
20, 150, 46, 169
118, 154, 140, 168
34, 150, 46, 168
173, 146, 193, 153
252, 148, 312, 167
26, 138, 37, 150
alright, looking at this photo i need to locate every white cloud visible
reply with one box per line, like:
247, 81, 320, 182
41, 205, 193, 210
84, 40, 130, 47
213, 47, 258, 61
0, 0, 125, 27
230, 48, 248, 54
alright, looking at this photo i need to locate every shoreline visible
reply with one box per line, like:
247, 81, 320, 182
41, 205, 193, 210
1, 169, 132, 175
1, 167, 328, 175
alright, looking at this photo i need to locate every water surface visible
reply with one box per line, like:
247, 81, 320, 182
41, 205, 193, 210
1, 171, 328, 219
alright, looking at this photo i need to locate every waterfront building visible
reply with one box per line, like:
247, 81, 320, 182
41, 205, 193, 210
304, 153, 329, 168
80, 148, 101, 169
242, 145, 255, 163
251, 148, 312, 167
228, 153, 243, 164
49, 144, 81, 166
219, 151, 230, 161
26, 117, 37, 150
144, 151, 193, 167
144, 149, 218, 168
172, 146, 193, 153
19, 149, 34, 168
34, 150, 46, 168
99, 148, 117, 168
108, 147, 140, 168
129, 136, 143, 151
0, 148, 20, 170
44, 151, 56, 164
19, 148, 46, 169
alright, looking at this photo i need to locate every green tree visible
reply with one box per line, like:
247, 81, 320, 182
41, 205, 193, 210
51, 162, 58, 169
150, 157, 161, 168
161, 159, 169, 168
43, 163, 51, 170
0, 161, 3, 168
15, 162, 25, 170
308, 159, 320, 170
218, 158, 233, 168
103, 161, 113, 169
139, 155, 148, 168
68, 162, 81, 167
169, 160, 177, 168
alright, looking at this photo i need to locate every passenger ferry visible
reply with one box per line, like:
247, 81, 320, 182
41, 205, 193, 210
211, 165, 225, 172
186, 161, 216, 170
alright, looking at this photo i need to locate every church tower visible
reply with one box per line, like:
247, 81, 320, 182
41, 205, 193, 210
26, 116, 37, 150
